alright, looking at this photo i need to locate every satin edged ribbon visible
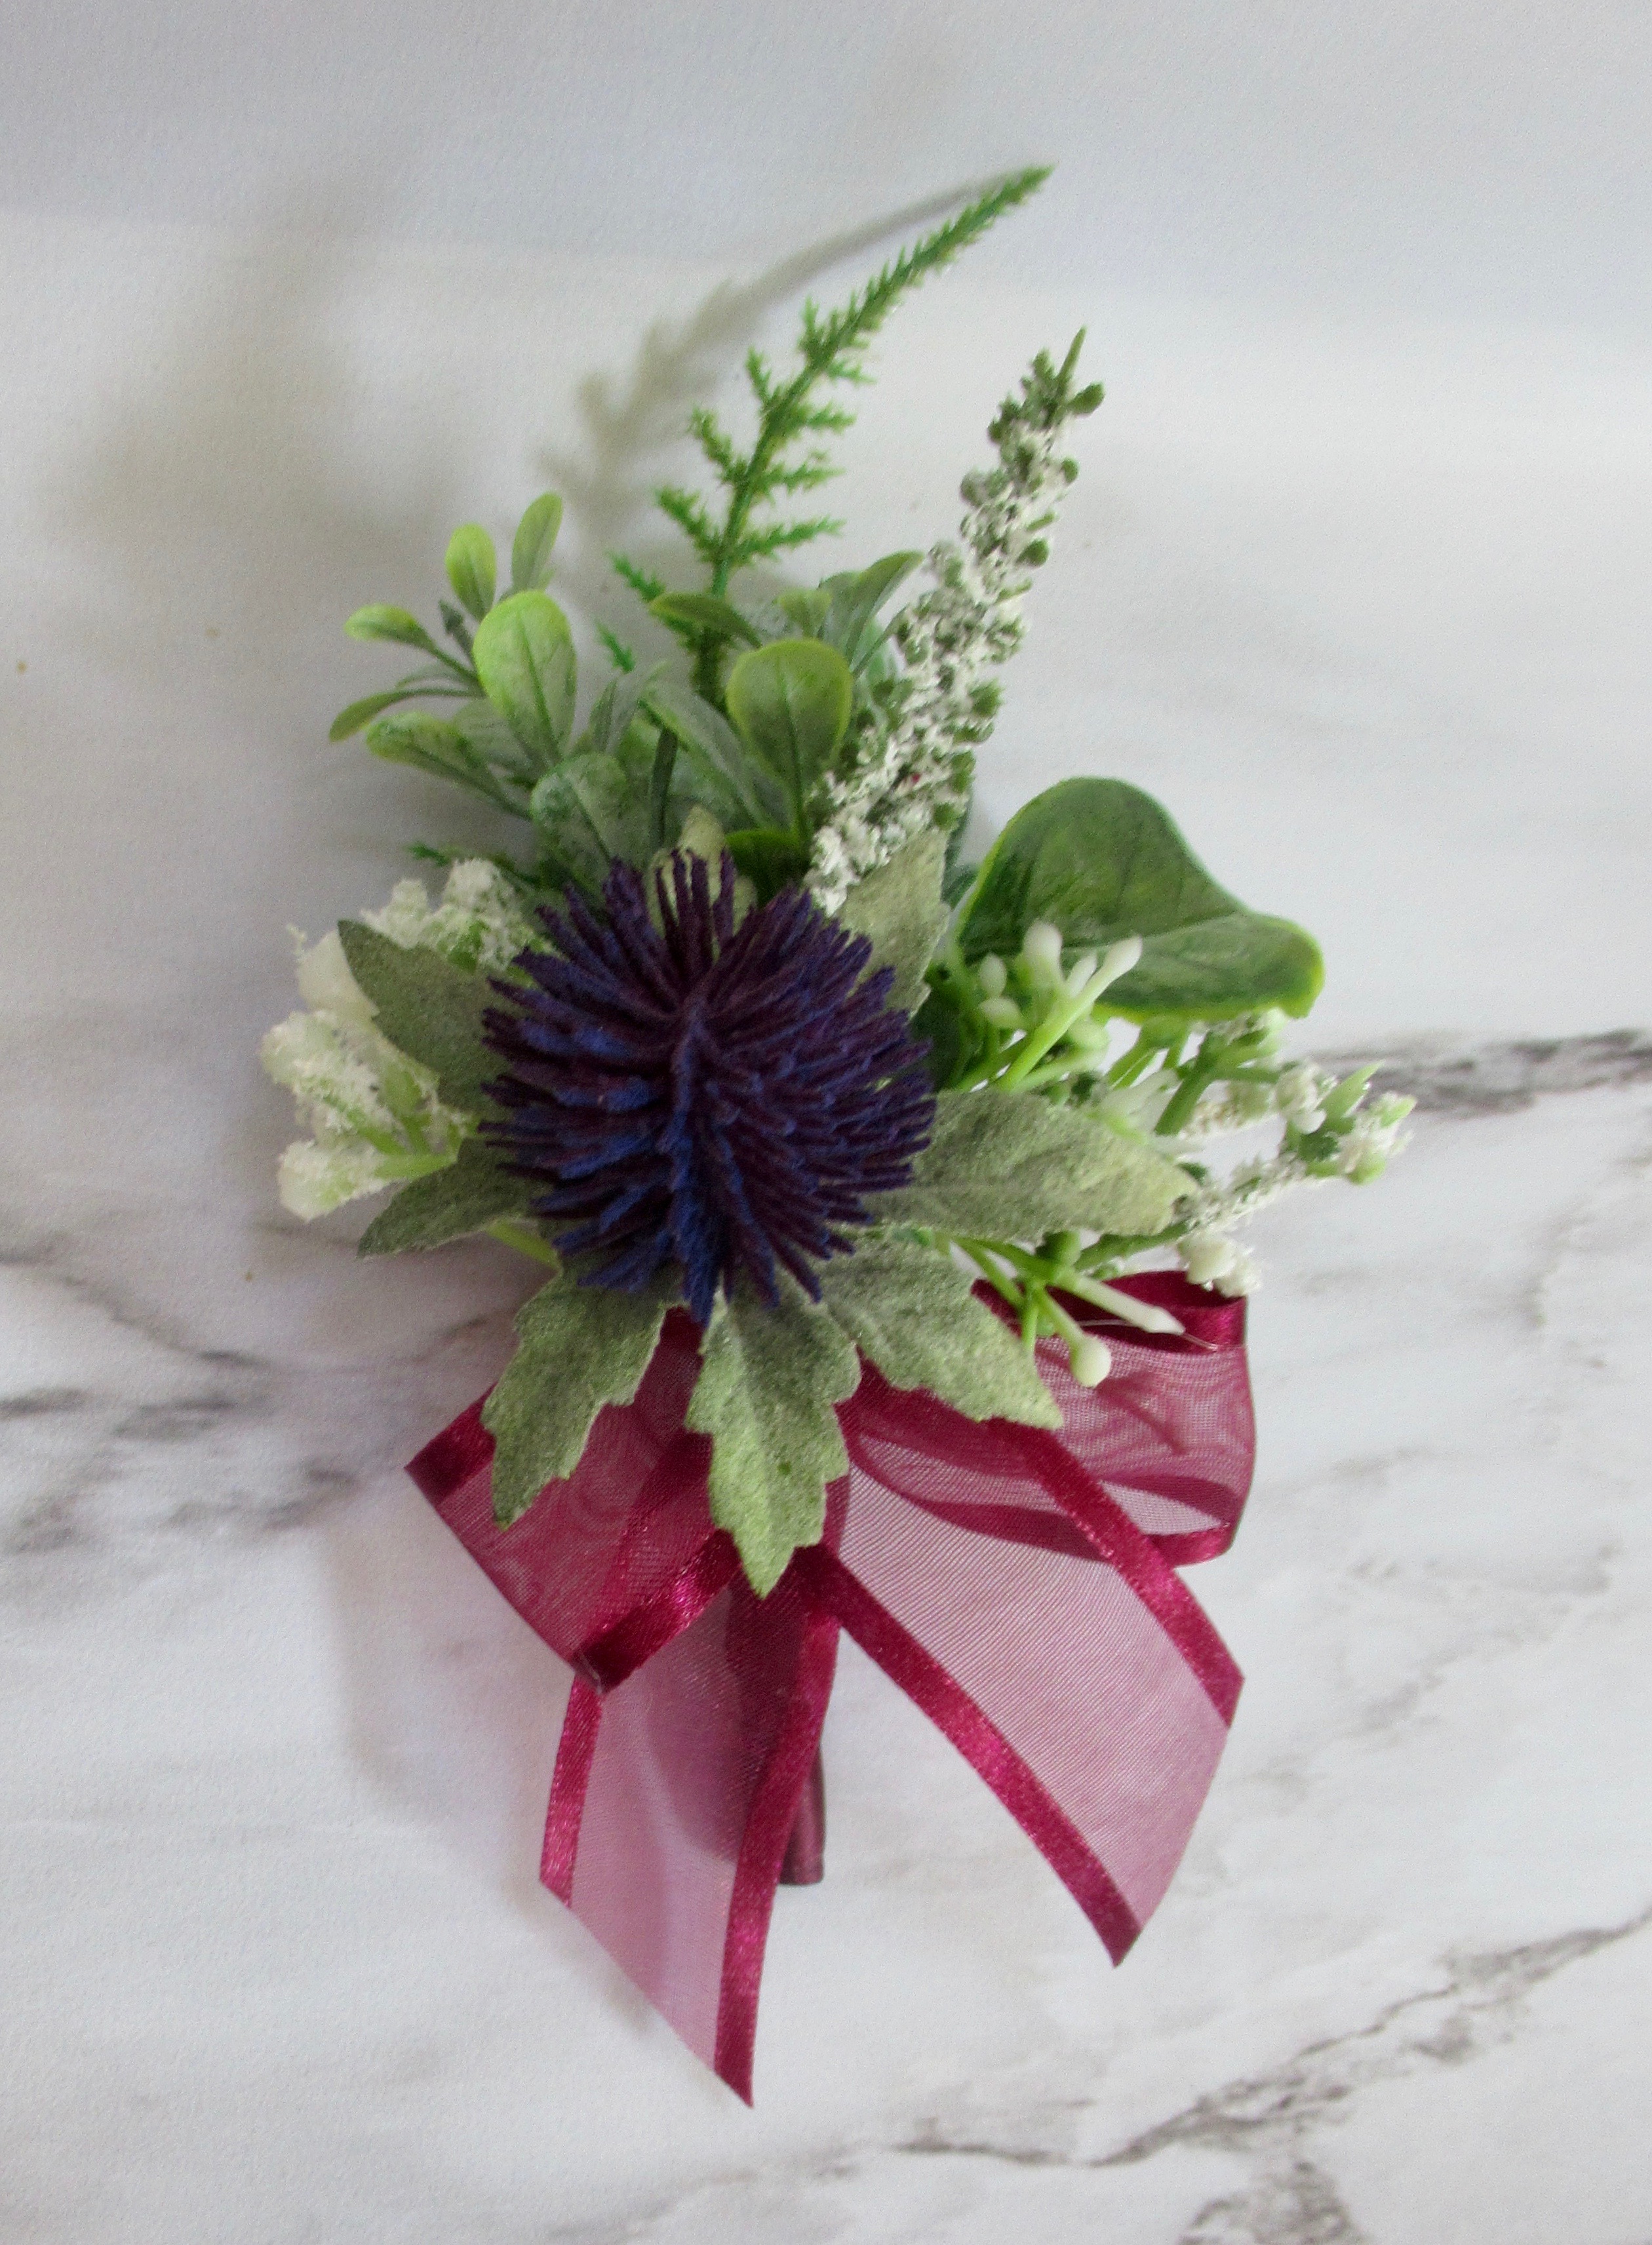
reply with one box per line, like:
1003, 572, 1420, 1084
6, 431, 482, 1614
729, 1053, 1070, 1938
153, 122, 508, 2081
408, 1272, 1254, 2101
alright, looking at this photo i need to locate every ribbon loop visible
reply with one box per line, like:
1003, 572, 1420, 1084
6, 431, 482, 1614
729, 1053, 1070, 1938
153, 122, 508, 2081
409, 1275, 1255, 2099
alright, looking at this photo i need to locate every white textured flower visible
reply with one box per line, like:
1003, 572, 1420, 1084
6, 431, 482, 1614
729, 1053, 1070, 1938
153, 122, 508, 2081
361, 858, 539, 974
260, 860, 522, 1220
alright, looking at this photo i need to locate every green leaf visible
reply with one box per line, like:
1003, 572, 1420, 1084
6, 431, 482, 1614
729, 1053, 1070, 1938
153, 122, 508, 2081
482, 1269, 678, 1526
357, 1138, 536, 1256
686, 1279, 861, 1595
529, 750, 651, 884
471, 590, 577, 768
337, 921, 499, 1111
820, 550, 921, 667
444, 524, 498, 621
837, 829, 949, 1013
878, 1088, 1191, 1241
724, 825, 810, 900
363, 711, 514, 808
724, 640, 854, 826
818, 1235, 1061, 1427
775, 587, 833, 637
345, 605, 442, 656
511, 493, 564, 592
576, 666, 652, 761
643, 676, 780, 829
649, 591, 762, 647
954, 778, 1324, 1024
330, 688, 421, 742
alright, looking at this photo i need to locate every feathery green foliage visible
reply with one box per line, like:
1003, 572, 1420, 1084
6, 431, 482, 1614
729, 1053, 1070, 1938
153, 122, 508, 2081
621, 167, 1050, 698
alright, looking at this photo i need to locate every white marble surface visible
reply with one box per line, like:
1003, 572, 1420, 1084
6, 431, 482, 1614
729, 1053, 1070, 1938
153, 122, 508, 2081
3, 210, 1651, 2243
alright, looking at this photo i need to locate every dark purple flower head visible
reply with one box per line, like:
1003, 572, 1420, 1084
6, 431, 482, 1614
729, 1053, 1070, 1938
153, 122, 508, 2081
481, 852, 935, 1325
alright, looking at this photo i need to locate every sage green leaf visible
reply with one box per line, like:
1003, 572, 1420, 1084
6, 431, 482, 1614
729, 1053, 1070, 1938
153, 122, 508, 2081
818, 1236, 1061, 1428
686, 1280, 861, 1595
444, 523, 497, 621
471, 590, 577, 768
954, 778, 1324, 1024
344, 605, 444, 656
510, 492, 563, 593
821, 550, 921, 667
837, 829, 948, 1013
643, 676, 779, 828
649, 591, 761, 647
482, 1269, 677, 1526
877, 1089, 1190, 1241
724, 639, 854, 825
338, 921, 498, 1111
357, 1138, 534, 1256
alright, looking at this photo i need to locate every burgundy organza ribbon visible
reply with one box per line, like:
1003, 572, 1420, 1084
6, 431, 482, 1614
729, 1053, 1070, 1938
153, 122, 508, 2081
408, 1271, 1253, 2101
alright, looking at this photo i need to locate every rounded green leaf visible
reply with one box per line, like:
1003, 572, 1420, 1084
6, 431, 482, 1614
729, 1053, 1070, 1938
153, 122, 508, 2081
510, 492, 564, 593
471, 590, 576, 768
955, 778, 1324, 1023
724, 639, 854, 823
344, 605, 439, 654
444, 523, 497, 621
649, 591, 761, 646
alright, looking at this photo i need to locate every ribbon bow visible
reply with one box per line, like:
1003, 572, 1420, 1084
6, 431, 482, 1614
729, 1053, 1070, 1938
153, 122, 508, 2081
408, 1272, 1254, 2100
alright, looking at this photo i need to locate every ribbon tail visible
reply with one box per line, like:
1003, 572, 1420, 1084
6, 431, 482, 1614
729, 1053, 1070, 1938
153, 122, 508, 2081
817, 1427, 1241, 1957
536, 1568, 840, 2102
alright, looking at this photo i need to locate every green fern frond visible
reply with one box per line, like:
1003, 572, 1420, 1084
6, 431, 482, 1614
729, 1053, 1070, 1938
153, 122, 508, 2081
610, 552, 667, 606
595, 622, 637, 673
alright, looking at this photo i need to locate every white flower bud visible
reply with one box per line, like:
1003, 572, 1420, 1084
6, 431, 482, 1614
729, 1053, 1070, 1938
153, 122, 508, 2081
1022, 920, 1065, 985
1101, 934, 1143, 982
1067, 1333, 1112, 1387
294, 929, 376, 1028
1182, 1231, 1239, 1287
1216, 1245, 1260, 1296
1064, 950, 1098, 997
977, 953, 1008, 997
980, 996, 1023, 1029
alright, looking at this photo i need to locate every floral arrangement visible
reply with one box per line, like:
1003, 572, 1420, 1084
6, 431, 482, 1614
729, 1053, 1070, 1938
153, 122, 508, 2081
264, 170, 1409, 2095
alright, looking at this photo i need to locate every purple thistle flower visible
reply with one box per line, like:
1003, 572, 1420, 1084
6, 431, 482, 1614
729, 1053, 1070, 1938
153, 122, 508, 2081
481, 852, 935, 1326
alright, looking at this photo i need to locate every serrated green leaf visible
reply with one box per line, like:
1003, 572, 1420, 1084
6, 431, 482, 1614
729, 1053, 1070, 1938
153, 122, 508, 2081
725, 639, 854, 827
955, 778, 1324, 1024
338, 921, 499, 1111
482, 1269, 678, 1524
817, 1236, 1061, 1427
444, 523, 497, 621
345, 605, 441, 656
471, 590, 576, 768
876, 1089, 1191, 1241
510, 492, 563, 593
686, 1280, 861, 1595
649, 591, 761, 646
357, 1138, 536, 1256
836, 829, 949, 1013
643, 675, 779, 829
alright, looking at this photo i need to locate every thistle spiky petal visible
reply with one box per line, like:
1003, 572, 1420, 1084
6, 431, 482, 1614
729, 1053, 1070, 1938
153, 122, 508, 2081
481, 854, 935, 1325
